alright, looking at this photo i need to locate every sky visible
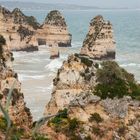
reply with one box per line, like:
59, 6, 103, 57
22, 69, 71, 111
0, 0, 140, 8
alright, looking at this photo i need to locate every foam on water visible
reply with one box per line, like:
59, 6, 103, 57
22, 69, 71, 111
45, 59, 63, 72
120, 63, 140, 67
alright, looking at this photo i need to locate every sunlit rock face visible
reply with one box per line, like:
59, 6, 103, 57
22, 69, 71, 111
80, 15, 116, 60
36, 10, 72, 47
0, 6, 71, 52
0, 6, 39, 51
0, 35, 32, 131
42, 16, 140, 140
45, 53, 98, 115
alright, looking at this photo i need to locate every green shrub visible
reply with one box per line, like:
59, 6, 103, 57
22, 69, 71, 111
0, 117, 7, 131
89, 113, 103, 123
50, 108, 68, 125
94, 61, 140, 99
69, 118, 79, 131
26, 16, 40, 30
80, 57, 93, 67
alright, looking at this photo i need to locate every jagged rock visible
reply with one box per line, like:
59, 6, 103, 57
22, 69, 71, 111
45, 53, 98, 115
0, 35, 32, 132
12, 8, 40, 29
43, 15, 140, 140
36, 10, 72, 47
0, 6, 72, 52
80, 15, 116, 60
0, 6, 39, 51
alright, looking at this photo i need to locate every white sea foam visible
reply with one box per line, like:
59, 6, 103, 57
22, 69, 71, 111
47, 84, 53, 90
18, 74, 46, 81
120, 63, 140, 67
45, 59, 63, 72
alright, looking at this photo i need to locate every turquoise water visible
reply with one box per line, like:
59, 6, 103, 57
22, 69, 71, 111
13, 10, 140, 120
24, 9, 140, 81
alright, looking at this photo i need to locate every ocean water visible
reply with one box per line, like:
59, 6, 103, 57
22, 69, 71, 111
13, 9, 140, 120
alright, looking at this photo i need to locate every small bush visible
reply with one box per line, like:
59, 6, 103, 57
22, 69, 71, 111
80, 57, 93, 67
48, 108, 68, 126
0, 117, 7, 131
69, 118, 79, 131
89, 113, 103, 123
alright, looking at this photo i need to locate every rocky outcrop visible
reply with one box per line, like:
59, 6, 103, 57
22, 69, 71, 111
36, 10, 72, 47
44, 57, 140, 139
43, 15, 140, 140
80, 15, 116, 60
0, 6, 71, 52
49, 45, 60, 59
45, 54, 98, 114
0, 6, 39, 51
0, 35, 32, 132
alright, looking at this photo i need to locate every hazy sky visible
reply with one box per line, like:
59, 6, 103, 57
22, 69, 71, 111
1, 0, 140, 8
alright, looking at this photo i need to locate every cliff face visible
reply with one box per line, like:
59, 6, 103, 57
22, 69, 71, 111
36, 10, 72, 47
43, 16, 140, 140
0, 35, 32, 133
46, 54, 98, 114
0, 6, 39, 51
0, 7, 72, 52
80, 15, 116, 60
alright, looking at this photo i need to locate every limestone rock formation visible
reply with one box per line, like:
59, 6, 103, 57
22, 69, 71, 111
80, 15, 116, 60
0, 35, 32, 133
0, 6, 72, 52
44, 58, 140, 140
49, 45, 60, 59
0, 6, 39, 51
36, 10, 72, 47
45, 54, 98, 115
43, 15, 140, 140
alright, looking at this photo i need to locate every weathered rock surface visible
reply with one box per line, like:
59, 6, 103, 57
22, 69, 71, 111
0, 6, 39, 51
45, 54, 98, 115
0, 7, 71, 52
36, 10, 72, 47
43, 15, 140, 140
0, 35, 32, 132
80, 15, 116, 60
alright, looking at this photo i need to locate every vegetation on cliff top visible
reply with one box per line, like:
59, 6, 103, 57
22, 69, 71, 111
12, 8, 40, 29
45, 10, 67, 26
94, 61, 140, 99
48, 109, 81, 139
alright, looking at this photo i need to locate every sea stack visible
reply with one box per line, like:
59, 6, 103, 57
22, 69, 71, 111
41, 16, 140, 140
0, 35, 32, 138
49, 45, 60, 59
36, 10, 72, 47
0, 6, 39, 51
80, 15, 116, 60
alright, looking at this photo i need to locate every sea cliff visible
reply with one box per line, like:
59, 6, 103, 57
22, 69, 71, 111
41, 16, 140, 140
